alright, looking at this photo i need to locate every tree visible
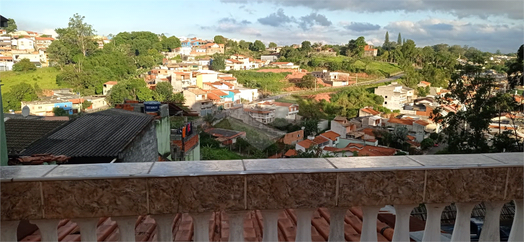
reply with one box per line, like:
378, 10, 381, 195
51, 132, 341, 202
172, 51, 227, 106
6, 18, 17, 33
508, 44, 523, 88
160, 35, 181, 52
383, 31, 390, 51
239, 40, 250, 50
301, 119, 319, 137
2, 83, 39, 112
347, 36, 366, 57
12, 58, 37, 72
107, 78, 159, 105
397, 33, 402, 47
81, 100, 92, 110
269, 42, 277, 48
210, 53, 225, 71
53, 107, 69, 116
421, 138, 435, 150
154, 82, 174, 101
297, 74, 316, 89
249, 40, 266, 52
214, 35, 226, 44
301, 41, 312, 52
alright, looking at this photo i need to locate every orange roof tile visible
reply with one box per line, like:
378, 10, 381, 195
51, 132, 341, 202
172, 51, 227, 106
414, 120, 430, 126
320, 131, 340, 141
284, 149, 297, 157
207, 93, 220, 100
209, 89, 228, 96
312, 136, 329, 145
361, 108, 381, 115
388, 118, 414, 126
420, 81, 431, 86
218, 76, 237, 81
297, 139, 313, 149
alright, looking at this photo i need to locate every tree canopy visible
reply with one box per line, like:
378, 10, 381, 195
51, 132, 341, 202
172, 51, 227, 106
210, 53, 225, 71
107, 78, 159, 105
213, 35, 226, 44
2, 83, 39, 112
12, 59, 37, 72
6, 18, 17, 33
269, 42, 277, 48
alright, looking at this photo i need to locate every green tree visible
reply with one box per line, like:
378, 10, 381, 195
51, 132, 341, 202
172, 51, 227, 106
2, 83, 39, 112
53, 107, 69, 116
154, 82, 174, 101
160, 35, 181, 52
81, 100, 92, 110
249, 40, 266, 51
301, 119, 319, 137
301, 41, 312, 52
210, 53, 225, 71
421, 138, 435, 150
397, 33, 402, 47
12, 58, 37, 72
214, 35, 226, 44
239, 40, 250, 50
508, 44, 523, 88
107, 78, 159, 105
269, 42, 277, 48
383, 31, 390, 51
347, 36, 366, 57
297, 74, 316, 89
6, 18, 17, 33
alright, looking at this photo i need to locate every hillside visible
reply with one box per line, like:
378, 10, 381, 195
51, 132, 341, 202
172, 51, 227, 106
0, 67, 62, 94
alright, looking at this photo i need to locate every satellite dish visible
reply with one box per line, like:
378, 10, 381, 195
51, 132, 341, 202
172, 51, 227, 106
22, 106, 30, 117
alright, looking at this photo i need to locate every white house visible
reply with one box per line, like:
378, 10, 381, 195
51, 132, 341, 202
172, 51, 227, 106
237, 88, 259, 102
374, 82, 414, 111
16, 38, 34, 51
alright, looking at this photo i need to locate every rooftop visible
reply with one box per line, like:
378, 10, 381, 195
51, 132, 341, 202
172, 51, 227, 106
5, 119, 68, 155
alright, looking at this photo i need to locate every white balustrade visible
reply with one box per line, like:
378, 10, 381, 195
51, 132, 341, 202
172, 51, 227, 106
30, 219, 60, 242
360, 206, 382, 242
74, 218, 99, 242
392, 204, 416, 242
261, 210, 280, 242
328, 208, 346, 242
228, 211, 246, 242
0, 220, 20, 242
509, 199, 523, 242
450, 203, 476, 242
112, 216, 137, 242
480, 201, 506, 242
295, 209, 315, 242
191, 212, 212, 242
152, 214, 175, 242
422, 203, 447, 242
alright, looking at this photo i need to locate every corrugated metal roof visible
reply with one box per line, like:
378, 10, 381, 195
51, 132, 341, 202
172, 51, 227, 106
20, 109, 153, 158
5, 119, 68, 155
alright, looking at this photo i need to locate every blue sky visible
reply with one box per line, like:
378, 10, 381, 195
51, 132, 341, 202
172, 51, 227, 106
1, 0, 523, 53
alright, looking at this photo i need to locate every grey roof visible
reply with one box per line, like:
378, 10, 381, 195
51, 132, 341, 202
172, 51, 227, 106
20, 109, 154, 157
5, 119, 68, 155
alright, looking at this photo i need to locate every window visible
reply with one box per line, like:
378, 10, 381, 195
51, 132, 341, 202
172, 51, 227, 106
385, 101, 387, 104
385, 96, 388, 98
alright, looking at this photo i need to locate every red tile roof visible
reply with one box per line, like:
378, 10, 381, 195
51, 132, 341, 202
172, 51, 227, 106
227, 89, 241, 94
207, 93, 220, 100
227, 59, 243, 64
387, 118, 414, 126
209, 89, 228, 96
104, 81, 118, 85
297, 139, 313, 149
420, 81, 431, 86
284, 149, 298, 156
320, 131, 340, 141
35, 37, 55, 41
361, 108, 381, 115
21, 208, 413, 242
414, 120, 430, 126
218, 76, 237, 81
312, 136, 329, 144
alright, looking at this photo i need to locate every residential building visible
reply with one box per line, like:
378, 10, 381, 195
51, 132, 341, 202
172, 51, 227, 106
261, 54, 280, 62
237, 87, 259, 102
93, 35, 110, 49
183, 88, 214, 116
103, 81, 118, 95
417, 81, 431, 88
34, 37, 54, 49
5, 119, 68, 157
21, 100, 74, 116
311, 47, 337, 56
331, 116, 359, 138
171, 126, 200, 161
244, 107, 275, 124
202, 42, 225, 55
205, 128, 247, 146
16, 37, 34, 51
0, 56, 13, 71
12, 50, 46, 67
364, 45, 378, 57
319, 130, 340, 147
374, 82, 414, 111
19, 108, 158, 163
311, 70, 354, 87
270, 62, 299, 69
259, 101, 299, 121
280, 129, 304, 145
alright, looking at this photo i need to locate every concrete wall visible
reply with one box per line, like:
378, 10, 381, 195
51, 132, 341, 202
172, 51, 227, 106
119, 122, 158, 162
156, 116, 171, 158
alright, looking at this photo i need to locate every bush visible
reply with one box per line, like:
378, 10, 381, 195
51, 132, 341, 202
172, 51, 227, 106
53, 107, 69, 116
13, 58, 37, 72
429, 133, 439, 140
421, 138, 435, 150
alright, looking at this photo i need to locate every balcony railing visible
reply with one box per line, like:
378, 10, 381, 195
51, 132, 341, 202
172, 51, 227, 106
1, 153, 522, 242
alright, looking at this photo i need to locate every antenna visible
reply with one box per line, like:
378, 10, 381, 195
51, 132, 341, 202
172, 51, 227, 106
22, 106, 29, 118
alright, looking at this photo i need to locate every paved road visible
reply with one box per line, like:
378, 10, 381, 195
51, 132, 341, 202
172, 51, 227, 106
261, 73, 404, 101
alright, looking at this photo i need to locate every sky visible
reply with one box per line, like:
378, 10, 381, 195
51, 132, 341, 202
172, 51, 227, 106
1, 0, 523, 53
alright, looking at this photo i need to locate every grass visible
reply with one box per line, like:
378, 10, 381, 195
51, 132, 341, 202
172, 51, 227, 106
214, 118, 275, 150
0, 67, 62, 94
275, 96, 298, 104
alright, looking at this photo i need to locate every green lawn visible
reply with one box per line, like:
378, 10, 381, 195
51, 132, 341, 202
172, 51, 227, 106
0, 67, 62, 94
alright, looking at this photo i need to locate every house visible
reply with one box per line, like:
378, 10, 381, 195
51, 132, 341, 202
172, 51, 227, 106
258, 101, 299, 121
0, 56, 14, 71
319, 130, 340, 147
331, 116, 359, 138
171, 122, 200, 161
418, 81, 431, 88
19, 109, 158, 163
183, 88, 214, 116
311, 70, 354, 87
280, 129, 305, 145
170, 72, 194, 91
374, 82, 414, 111
237, 87, 259, 102
295, 134, 331, 152
203, 42, 225, 55
261, 54, 280, 62
34, 37, 54, 49
16, 37, 34, 51
103, 81, 118, 95
363, 45, 378, 57
205, 128, 246, 146
12, 50, 46, 67
311, 47, 337, 56
21, 100, 74, 116
244, 107, 275, 124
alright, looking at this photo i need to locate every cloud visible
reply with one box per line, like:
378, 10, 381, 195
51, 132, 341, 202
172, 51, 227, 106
201, 18, 261, 37
257, 8, 295, 27
222, 0, 524, 20
239, 5, 255, 14
342, 22, 381, 32
298, 13, 332, 30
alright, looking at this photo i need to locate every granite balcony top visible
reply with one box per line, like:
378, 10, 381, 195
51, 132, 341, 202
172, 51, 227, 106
1, 153, 522, 182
